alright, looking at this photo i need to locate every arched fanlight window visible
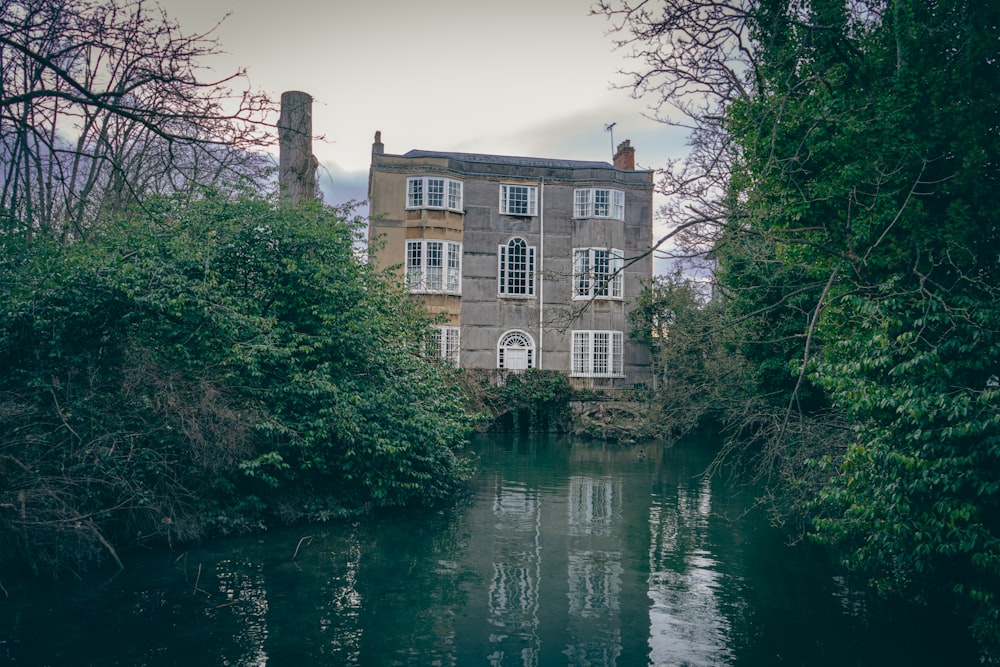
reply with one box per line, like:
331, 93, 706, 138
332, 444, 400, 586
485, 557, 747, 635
497, 330, 535, 370
498, 237, 535, 296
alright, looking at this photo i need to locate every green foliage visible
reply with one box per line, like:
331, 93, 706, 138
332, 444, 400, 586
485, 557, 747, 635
0, 192, 474, 576
465, 369, 572, 433
602, 0, 1000, 653
495, 369, 573, 432
628, 273, 740, 437
713, 0, 1000, 654
812, 286, 1000, 652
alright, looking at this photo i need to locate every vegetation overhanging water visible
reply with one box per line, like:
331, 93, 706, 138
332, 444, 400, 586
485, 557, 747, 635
1, 433, 977, 666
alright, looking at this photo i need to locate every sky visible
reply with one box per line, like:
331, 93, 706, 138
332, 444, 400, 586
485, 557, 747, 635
157, 0, 690, 261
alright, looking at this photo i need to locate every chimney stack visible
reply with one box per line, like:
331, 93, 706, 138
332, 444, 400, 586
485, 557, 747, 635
372, 130, 384, 155
613, 139, 635, 170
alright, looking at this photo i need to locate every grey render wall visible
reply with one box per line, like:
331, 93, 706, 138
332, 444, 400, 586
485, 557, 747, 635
369, 149, 654, 377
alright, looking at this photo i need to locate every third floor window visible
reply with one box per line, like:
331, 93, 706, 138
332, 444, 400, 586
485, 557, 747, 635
499, 184, 538, 216
407, 177, 463, 212
574, 188, 624, 220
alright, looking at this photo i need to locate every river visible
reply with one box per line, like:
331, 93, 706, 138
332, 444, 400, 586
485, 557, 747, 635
0, 433, 977, 665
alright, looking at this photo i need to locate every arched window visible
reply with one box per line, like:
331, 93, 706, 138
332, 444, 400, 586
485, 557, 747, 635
497, 330, 535, 370
498, 237, 536, 296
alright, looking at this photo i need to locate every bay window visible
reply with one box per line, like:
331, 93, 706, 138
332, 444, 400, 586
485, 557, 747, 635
407, 176, 463, 211
572, 330, 624, 377
574, 188, 624, 220
573, 248, 624, 299
405, 240, 462, 294
428, 326, 460, 365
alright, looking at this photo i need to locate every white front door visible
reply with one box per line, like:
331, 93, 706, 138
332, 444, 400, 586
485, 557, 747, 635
505, 348, 529, 370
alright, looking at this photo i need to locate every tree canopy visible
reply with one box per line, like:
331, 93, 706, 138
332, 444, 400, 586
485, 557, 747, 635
600, 0, 1000, 655
0, 194, 475, 577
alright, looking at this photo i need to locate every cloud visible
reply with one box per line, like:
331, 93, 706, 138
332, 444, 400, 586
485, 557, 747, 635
459, 101, 693, 171
318, 162, 369, 209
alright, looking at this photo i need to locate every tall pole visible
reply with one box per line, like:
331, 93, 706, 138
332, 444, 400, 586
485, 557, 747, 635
604, 122, 617, 161
278, 91, 318, 205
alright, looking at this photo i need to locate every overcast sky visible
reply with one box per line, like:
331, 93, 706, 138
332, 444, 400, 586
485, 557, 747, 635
157, 0, 689, 212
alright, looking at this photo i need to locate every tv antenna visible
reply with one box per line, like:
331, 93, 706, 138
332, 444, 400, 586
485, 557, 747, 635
604, 122, 617, 160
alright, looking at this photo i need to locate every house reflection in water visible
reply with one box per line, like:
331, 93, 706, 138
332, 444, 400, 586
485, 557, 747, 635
190, 442, 737, 666
566, 475, 624, 665
468, 444, 734, 667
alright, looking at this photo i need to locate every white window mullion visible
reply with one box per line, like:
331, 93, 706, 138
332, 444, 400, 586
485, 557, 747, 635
572, 331, 590, 376
407, 178, 424, 208
498, 244, 507, 294
447, 242, 461, 293
406, 240, 423, 290
407, 177, 463, 212
573, 249, 589, 298
573, 188, 624, 220
611, 248, 624, 299
527, 246, 536, 294
448, 180, 463, 210
572, 329, 624, 377
612, 331, 623, 375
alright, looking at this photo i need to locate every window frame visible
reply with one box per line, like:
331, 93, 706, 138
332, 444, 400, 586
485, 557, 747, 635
571, 330, 624, 377
405, 239, 462, 294
497, 329, 535, 370
498, 236, 537, 297
428, 326, 461, 365
499, 183, 539, 216
573, 188, 625, 220
572, 247, 624, 300
406, 176, 464, 212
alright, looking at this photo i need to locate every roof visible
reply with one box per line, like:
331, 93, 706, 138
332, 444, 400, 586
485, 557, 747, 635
401, 149, 619, 171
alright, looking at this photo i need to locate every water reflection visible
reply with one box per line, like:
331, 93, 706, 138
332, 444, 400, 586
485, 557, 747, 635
565, 475, 625, 665
647, 474, 733, 666
213, 559, 270, 666
1, 434, 981, 666
488, 481, 542, 665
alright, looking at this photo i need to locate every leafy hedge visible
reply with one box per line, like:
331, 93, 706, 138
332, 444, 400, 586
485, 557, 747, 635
0, 193, 474, 576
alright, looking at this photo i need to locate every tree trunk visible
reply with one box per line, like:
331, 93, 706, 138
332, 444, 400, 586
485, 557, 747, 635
278, 91, 317, 205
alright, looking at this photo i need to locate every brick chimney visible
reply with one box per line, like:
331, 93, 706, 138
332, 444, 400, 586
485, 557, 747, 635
613, 139, 635, 170
372, 130, 384, 155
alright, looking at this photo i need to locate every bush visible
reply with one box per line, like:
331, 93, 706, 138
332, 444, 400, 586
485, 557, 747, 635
0, 193, 474, 577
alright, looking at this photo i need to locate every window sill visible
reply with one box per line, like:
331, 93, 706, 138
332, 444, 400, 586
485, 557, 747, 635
405, 206, 464, 214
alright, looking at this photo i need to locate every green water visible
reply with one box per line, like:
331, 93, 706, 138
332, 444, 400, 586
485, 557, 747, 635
0, 434, 977, 665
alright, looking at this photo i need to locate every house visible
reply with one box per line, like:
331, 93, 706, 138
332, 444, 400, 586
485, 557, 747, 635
367, 132, 653, 386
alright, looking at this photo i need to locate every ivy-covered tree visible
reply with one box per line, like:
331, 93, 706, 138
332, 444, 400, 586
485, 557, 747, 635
599, 0, 1000, 654
0, 193, 474, 577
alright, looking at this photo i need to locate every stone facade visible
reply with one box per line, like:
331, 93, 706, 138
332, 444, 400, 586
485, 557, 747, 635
368, 133, 653, 383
